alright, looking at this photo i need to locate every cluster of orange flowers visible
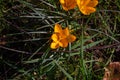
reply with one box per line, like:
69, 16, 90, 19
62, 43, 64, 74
50, 0, 98, 49
59, 0, 98, 15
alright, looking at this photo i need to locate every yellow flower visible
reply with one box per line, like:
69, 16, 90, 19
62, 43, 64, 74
50, 24, 76, 49
59, 0, 77, 11
77, 0, 98, 15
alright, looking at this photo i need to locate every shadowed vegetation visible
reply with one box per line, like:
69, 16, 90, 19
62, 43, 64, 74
0, 0, 120, 80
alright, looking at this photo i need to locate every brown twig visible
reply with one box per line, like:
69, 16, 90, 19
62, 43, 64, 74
0, 45, 31, 54
87, 43, 120, 50
0, 45, 44, 55
4, 19, 33, 38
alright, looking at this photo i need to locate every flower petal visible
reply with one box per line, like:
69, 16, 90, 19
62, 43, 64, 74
87, 0, 98, 7
59, 39, 68, 47
77, 0, 98, 15
51, 33, 59, 42
68, 34, 76, 42
80, 7, 96, 15
77, 0, 90, 6
54, 24, 62, 33
63, 27, 69, 36
59, 0, 76, 11
59, 0, 65, 4
50, 42, 59, 49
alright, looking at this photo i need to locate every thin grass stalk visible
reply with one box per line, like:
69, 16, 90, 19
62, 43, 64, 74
79, 25, 88, 80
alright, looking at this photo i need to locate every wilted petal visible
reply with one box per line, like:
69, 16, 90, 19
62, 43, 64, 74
103, 62, 120, 80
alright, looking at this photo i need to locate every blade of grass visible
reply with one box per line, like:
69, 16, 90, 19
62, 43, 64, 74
53, 60, 73, 80
71, 33, 99, 49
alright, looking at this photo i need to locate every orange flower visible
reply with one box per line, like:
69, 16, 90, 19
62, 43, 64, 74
50, 24, 76, 49
77, 0, 98, 15
59, 0, 77, 11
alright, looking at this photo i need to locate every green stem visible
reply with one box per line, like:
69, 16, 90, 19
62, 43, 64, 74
79, 25, 87, 79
